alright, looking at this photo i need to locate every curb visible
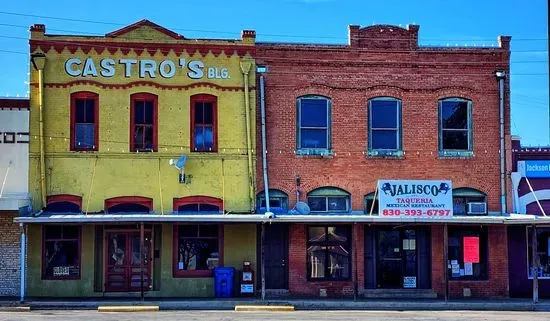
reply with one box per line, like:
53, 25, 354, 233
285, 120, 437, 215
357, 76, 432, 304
98, 306, 159, 312
235, 305, 294, 312
0, 306, 31, 312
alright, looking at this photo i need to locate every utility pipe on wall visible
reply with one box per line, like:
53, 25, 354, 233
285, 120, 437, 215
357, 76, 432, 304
496, 71, 507, 215
240, 60, 255, 212
258, 67, 269, 301
19, 223, 26, 303
31, 53, 47, 208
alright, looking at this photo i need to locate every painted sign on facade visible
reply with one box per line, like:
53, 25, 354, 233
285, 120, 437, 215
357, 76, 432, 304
524, 160, 550, 178
377, 180, 453, 217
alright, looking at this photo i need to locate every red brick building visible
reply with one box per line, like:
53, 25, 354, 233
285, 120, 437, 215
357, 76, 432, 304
254, 24, 512, 299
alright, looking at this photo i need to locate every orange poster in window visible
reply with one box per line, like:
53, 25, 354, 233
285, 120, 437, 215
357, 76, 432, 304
463, 236, 480, 263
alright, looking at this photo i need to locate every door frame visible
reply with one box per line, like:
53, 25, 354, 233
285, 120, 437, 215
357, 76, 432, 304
103, 227, 153, 292
257, 223, 289, 290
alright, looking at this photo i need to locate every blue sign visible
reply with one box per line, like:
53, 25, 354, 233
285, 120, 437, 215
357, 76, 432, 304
525, 160, 550, 178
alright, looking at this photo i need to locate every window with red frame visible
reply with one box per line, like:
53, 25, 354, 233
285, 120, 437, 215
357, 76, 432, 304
191, 94, 217, 152
173, 224, 221, 277
71, 92, 98, 151
131, 93, 157, 152
42, 225, 81, 280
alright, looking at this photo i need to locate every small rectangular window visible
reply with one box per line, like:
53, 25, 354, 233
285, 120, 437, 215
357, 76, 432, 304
307, 225, 351, 281
42, 225, 81, 280
439, 99, 472, 155
369, 98, 401, 155
173, 224, 221, 277
131, 93, 157, 152
191, 95, 217, 152
297, 96, 331, 154
71, 92, 98, 151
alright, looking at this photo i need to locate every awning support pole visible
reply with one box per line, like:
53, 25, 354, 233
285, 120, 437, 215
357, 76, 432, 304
532, 224, 539, 304
140, 222, 145, 302
443, 223, 449, 303
19, 223, 25, 303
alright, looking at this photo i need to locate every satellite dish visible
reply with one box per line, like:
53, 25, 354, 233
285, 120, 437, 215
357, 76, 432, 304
295, 201, 311, 215
169, 155, 187, 170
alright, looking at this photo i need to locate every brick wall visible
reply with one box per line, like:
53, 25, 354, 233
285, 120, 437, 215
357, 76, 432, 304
0, 211, 20, 297
431, 225, 509, 298
288, 224, 364, 297
255, 25, 512, 213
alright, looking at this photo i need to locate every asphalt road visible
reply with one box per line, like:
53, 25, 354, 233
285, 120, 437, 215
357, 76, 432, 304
1, 310, 550, 321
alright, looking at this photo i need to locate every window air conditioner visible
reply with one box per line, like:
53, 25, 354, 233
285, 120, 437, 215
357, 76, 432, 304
467, 202, 487, 215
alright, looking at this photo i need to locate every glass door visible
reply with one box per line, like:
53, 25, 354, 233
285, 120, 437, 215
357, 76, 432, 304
377, 229, 402, 288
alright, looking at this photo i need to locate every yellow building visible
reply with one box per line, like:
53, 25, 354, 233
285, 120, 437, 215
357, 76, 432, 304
18, 20, 260, 297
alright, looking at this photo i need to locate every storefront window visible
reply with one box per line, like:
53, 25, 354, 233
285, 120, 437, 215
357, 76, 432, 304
173, 224, 221, 277
447, 227, 487, 280
527, 227, 550, 279
42, 225, 81, 279
307, 225, 351, 281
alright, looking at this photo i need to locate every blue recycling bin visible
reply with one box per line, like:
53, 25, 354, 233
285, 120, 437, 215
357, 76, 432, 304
214, 267, 235, 298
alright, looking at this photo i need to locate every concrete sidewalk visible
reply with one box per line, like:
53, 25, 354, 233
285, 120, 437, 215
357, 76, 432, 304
1, 298, 550, 312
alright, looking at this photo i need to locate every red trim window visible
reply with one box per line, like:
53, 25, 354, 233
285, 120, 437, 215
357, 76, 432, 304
42, 225, 81, 280
173, 224, 223, 277
130, 93, 158, 152
105, 196, 153, 213
173, 196, 223, 213
46, 194, 83, 213
190, 94, 218, 152
70, 91, 99, 151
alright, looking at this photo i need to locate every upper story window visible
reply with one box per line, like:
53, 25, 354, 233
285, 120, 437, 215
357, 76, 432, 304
257, 189, 289, 214
453, 187, 487, 215
364, 192, 379, 215
296, 96, 331, 155
368, 97, 402, 156
439, 98, 472, 156
130, 93, 158, 152
45, 194, 82, 213
70, 91, 98, 151
191, 94, 218, 152
307, 187, 351, 213
173, 196, 223, 214
105, 196, 153, 214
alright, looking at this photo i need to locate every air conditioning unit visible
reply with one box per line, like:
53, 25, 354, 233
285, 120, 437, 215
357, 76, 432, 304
467, 202, 487, 215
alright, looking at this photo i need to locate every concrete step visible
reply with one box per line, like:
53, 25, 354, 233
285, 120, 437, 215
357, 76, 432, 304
362, 289, 438, 299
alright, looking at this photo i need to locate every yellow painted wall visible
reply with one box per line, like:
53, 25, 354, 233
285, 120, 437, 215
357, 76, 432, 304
28, 24, 256, 213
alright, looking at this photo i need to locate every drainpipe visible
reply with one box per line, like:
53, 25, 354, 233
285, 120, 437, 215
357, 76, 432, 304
496, 71, 507, 215
31, 53, 47, 208
240, 60, 255, 212
19, 223, 26, 303
257, 65, 269, 301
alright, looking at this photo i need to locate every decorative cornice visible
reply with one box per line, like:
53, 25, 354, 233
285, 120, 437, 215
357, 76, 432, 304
29, 40, 255, 58
31, 80, 252, 92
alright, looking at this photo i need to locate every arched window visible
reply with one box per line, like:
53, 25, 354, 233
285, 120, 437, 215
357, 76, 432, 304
368, 97, 402, 156
439, 98, 473, 156
70, 91, 99, 151
130, 93, 158, 152
190, 94, 218, 152
257, 189, 289, 213
364, 192, 378, 215
45, 194, 82, 213
105, 196, 153, 213
452, 187, 487, 215
307, 187, 350, 213
173, 196, 223, 213
296, 95, 331, 155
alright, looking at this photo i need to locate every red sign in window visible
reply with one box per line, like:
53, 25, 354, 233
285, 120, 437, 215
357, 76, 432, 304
463, 236, 480, 263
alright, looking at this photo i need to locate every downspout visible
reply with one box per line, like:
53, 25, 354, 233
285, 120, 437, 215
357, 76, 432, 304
19, 223, 26, 303
240, 60, 255, 212
258, 66, 269, 301
31, 53, 47, 208
496, 71, 507, 214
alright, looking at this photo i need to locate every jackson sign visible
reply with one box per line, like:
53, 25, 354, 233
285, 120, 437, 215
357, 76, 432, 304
377, 179, 453, 217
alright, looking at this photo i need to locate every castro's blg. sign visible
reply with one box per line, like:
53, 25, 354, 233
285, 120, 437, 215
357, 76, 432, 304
377, 180, 453, 218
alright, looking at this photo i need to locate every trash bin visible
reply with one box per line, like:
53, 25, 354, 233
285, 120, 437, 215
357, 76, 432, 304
214, 267, 235, 298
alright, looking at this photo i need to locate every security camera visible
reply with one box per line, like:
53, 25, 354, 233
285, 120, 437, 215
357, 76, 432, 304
264, 212, 274, 219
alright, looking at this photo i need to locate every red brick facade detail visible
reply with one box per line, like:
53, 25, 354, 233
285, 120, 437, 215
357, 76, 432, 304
431, 225, 509, 298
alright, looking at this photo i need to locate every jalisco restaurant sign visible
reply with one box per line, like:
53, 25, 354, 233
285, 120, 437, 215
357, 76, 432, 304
64, 57, 230, 80
377, 179, 453, 217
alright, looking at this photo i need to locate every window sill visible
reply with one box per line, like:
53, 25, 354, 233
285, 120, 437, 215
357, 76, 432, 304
366, 150, 404, 159
71, 149, 97, 152
296, 149, 333, 158
438, 151, 473, 158
42, 276, 81, 281
173, 270, 214, 278
307, 279, 352, 282
449, 278, 488, 282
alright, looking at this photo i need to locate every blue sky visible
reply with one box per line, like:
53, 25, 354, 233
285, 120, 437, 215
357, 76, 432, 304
0, 0, 548, 146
